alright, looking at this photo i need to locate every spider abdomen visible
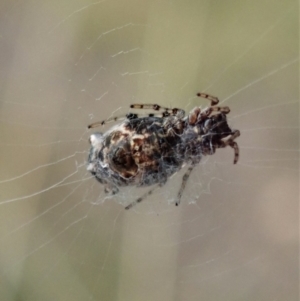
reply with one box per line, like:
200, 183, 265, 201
88, 117, 184, 189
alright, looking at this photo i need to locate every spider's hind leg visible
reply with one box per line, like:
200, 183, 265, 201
175, 164, 195, 206
104, 184, 119, 196
125, 183, 164, 210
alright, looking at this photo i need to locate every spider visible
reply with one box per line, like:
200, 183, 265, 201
87, 93, 240, 210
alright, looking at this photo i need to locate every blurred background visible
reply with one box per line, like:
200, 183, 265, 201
0, 0, 298, 300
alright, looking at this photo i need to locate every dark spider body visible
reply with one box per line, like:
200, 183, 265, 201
87, 93, 240, 209
88, 116, 183, 189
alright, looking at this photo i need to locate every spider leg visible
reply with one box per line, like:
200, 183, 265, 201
200, 106, 230, 118
175, 164, 195, 206
104, 184, 119, 195
88, 103, 185, 129
229, 141, 239, 164
130, 104, 185, 118
88, 115, 125, 129
190, 93, 228, 125
197, 92, 219, 106
87, 112, 141, 129
217, 130, 240, 164
124, 184, 163, 210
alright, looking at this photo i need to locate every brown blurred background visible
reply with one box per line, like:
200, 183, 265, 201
0, 0, 298, 300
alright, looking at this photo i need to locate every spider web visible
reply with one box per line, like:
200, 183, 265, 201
0, 1, 298, 300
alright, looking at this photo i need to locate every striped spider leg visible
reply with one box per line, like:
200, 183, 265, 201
87, 104, 184, 129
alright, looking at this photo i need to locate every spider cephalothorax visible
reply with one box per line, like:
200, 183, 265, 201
87, 93, 240, 209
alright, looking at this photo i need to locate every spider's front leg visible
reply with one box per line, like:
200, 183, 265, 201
194, 92, 230, 121
196, 92, 219, 106
199, 105, 230, 120
218, 130, 241, 164
188, 105, 230, 125
188, 107, 201, 125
